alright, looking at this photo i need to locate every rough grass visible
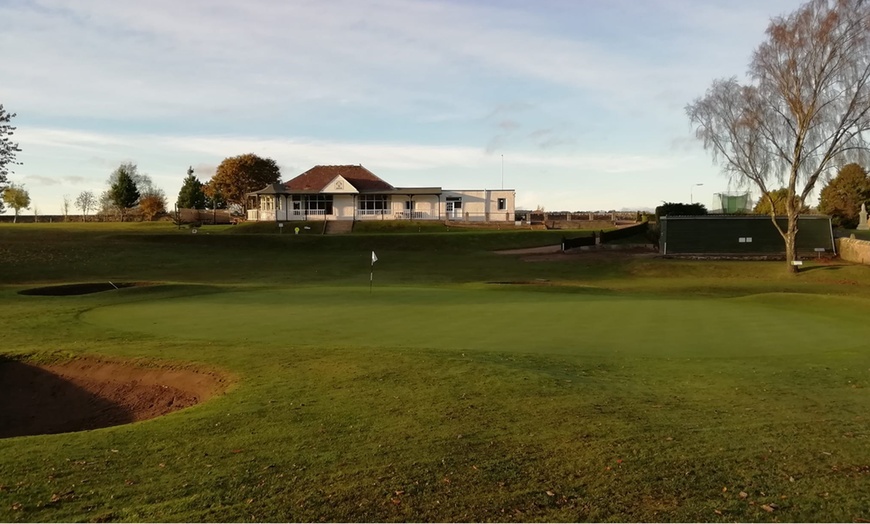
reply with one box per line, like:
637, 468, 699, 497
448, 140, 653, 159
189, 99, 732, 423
1, 223, 869, 522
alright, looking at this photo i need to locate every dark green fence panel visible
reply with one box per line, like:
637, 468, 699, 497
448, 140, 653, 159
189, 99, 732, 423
599, 222, 649, 243
660, 216, 834, 255
561, 235, 596, 250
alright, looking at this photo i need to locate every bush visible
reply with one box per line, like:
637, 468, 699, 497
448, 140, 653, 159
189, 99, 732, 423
655, 202, 707, 220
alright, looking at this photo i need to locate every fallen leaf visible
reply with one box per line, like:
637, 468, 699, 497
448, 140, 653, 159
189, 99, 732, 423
546, 491, 555, 497
761, 504, 775, 513
714, 509, 722, 515
722, 487, 728, 492
739, 491, 748, 499
11, 503, 22, 511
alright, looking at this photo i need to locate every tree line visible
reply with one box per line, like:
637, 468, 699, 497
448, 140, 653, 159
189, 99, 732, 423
74, 154, 280, 222
0, 122, 281, 222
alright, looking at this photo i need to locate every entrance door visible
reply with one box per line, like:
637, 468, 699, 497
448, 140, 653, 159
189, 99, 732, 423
446, 198, 462, 219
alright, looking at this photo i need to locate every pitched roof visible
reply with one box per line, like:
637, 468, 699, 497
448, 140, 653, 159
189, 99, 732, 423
285, 165, 394, 193
253, 183, 288, 195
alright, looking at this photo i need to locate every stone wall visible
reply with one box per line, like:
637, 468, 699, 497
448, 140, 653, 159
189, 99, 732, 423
836, 237, 870, 265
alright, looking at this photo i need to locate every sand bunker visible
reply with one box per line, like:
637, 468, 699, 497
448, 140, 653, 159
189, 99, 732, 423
0, 357, 229, 438
18, 282, 141, 296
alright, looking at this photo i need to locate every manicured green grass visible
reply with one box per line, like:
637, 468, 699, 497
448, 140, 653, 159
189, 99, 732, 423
1, 223, 869, 522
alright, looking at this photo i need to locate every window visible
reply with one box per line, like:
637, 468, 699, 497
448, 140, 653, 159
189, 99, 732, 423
307, 195, 333, 214
404, 200, 413, 210
358, 195, 388, 213
497, 198, 506, 210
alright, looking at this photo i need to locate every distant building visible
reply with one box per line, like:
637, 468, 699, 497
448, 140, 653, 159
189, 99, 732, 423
246, 165, 515, 222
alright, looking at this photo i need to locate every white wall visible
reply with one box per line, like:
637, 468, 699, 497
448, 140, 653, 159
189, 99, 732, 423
256, 190, 515, 222
442, 189, 515, 221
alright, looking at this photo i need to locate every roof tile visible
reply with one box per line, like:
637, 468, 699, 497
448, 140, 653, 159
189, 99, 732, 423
285, 165, 395, 192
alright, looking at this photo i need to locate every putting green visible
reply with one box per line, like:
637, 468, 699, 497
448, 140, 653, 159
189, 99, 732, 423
81, 286, 870, 358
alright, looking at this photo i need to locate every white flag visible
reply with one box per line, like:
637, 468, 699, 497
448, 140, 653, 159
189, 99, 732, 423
371, 251, 378, 264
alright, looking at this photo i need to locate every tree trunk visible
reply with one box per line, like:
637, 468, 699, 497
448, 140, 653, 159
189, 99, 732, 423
12, 209, 17, 224
785, 216, 799, 274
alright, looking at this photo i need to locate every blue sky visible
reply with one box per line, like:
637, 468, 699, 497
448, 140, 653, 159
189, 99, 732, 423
1, 0, 804, 214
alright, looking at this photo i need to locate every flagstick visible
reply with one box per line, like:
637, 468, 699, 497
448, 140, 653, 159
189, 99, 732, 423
370, 251, 377, 293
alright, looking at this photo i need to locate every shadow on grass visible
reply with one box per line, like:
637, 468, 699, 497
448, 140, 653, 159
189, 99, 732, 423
799, 265, 845, 273
18, 282, 139, 296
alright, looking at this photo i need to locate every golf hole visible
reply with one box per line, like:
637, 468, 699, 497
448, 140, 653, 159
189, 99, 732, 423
0, 357, 230, 438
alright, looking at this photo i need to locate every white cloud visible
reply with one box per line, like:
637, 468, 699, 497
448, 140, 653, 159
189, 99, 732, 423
13, 126, 684, 212
2, 0, 798, 123
0, 0, 812, 215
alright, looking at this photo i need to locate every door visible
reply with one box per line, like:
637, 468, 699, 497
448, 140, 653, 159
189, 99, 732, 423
446, 198, 462, 219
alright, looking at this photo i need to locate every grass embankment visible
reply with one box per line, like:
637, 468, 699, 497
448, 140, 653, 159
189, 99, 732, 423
0, 222, 869, 522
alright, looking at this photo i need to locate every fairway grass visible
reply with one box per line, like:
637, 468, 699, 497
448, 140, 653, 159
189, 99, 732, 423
1, 223, 869, 522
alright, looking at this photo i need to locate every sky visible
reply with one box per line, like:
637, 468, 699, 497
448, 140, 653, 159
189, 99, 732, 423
1, 0, 807, 215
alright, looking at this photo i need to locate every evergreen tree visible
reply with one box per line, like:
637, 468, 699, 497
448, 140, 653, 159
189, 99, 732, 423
109, 163, 140, 221
177, 166, 207, 209
818, 163, 870, 228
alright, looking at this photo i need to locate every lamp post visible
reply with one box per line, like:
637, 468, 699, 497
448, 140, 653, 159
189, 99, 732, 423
690, 183, 704, 204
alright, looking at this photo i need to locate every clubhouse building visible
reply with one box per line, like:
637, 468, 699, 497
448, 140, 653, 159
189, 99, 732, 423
246, 165, 515, 222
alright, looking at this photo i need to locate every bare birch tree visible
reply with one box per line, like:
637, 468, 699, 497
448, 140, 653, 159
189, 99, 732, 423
687, 0, 870, 272
75, 190, 96, 221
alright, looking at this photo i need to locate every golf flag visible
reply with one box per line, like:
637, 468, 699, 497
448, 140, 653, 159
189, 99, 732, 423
369, 251, 378, 293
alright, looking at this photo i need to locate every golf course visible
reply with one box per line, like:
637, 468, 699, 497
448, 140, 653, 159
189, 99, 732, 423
1, 222, 869, 522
